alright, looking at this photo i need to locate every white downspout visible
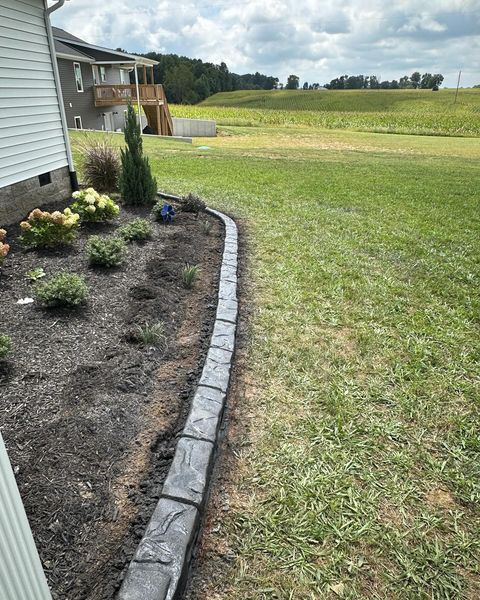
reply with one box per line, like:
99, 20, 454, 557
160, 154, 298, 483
44, 0, 79, 190
134, 64, 142, 135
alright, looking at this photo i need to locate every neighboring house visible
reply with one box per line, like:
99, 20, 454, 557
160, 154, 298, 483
0, 0, 77, 225
52, 27, 173, 136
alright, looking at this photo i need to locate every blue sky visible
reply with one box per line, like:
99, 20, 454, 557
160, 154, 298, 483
50, 0, 480, 87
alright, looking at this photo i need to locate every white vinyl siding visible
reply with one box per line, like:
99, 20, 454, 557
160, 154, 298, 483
0, 0, 69, 189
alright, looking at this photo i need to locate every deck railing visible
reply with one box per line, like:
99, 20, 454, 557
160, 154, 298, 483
93, 84, 167, 106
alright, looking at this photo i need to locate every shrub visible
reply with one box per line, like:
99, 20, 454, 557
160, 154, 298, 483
0, 334, 11, 359
87, 235, 127, 267
180, 193, 206, 214
136, 322, 166, 346
201, 220, 212, 235
152, 201, 176, 223
181, 263, 200, 288
19, 208, 79, 248
119, 218, 153, 242
70, 188, 120, 222
25, 267, 46, 281
78, 137, 120, 191
34, 272, 88, 307
119, 104, 157, 205
0, 228, 10, 266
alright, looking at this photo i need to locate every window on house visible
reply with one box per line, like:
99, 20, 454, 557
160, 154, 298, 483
92, 65, 99, 85
73, 62, 84, 92
120, 69, 129, 84
99, 66, 107, 82
74, 116, 83, 129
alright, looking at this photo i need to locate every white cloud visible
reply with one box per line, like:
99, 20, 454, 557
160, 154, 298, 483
51, 0, 480, 86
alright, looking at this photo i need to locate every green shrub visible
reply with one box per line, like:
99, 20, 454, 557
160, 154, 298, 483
34, 272, 88, 308
87, 235, 127, 267
0, 334, 11, 359
19, 208, 79, 248
136, 322, 166, 346
119, 218, 153, 242
181, 263, 200, 288
119, 104, 157, 205
201, 220, 212, 235
78, 137, 120, 191
70, 188, 120, 222
25, 267, 46, 281
180, 193, 206, 214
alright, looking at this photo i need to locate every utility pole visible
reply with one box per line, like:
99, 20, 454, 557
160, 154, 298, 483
454, 70, 462, 104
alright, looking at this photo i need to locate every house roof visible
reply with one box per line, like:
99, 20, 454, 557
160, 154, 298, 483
52, 27, 87, 44
54, 39, 94, 63
52, 27, 159, 66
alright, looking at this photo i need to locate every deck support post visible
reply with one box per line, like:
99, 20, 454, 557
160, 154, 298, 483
134, 65, 142, 135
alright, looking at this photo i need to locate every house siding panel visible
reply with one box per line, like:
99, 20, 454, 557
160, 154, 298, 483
0, 0, 69, 189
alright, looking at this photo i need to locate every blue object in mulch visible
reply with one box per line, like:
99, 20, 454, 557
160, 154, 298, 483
161, 203, 175, 223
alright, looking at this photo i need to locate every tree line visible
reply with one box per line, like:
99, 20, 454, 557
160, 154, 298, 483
283, 72, 445, 90
136, 52, 279, 104
324, 72, 444, 90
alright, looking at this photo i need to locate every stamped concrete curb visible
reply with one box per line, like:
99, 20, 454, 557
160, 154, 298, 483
118, 197, 238, 600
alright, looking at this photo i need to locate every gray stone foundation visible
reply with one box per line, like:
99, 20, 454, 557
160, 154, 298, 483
0, 167, 72, 226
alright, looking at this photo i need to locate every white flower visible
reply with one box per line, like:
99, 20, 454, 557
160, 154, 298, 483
72, 191, 82, 199
85, 194, 96, 205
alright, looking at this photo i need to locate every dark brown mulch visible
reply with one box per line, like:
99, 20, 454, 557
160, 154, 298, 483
0, 203, 223, 600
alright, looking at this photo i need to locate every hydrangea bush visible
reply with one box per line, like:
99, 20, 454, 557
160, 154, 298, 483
19, 208, 80, 248
0, 229, 10, 266
70, 188, 120, 222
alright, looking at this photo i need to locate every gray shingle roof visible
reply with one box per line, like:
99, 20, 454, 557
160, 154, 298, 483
54, 39, 94, 61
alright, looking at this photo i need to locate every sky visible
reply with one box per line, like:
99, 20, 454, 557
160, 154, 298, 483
50, 0, 480, 87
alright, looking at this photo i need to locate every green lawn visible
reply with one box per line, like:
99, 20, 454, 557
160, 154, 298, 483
171, 89, 480, 137
72, 127, 480, 598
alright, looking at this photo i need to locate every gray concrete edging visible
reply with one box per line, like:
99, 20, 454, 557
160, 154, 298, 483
118, 195, 238, 600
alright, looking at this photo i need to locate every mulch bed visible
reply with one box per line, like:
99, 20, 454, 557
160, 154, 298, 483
0, 202, 223, 599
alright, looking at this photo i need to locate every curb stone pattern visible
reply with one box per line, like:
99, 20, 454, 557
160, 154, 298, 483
118, 201, 238, 600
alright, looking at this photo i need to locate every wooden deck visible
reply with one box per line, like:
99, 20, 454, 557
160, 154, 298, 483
93, 84, 173, 135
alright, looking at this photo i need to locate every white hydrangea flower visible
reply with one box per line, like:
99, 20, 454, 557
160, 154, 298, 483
85, 194, 96, 205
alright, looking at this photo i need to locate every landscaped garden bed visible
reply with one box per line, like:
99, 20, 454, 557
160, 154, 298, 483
0, 196, 223, 598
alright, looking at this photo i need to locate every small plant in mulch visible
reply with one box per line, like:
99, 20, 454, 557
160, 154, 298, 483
34, 272, 88, 308
180, 193, 206, 215
0, 228, 10, 266
119, 104, 157, 206
77, 137, 121, 191
87, 235, 127, 268
0, 334, 12, 359
136, 322, 166, 347
152, 201, 175, 224
118, 218, 153, 242
70, 188, 120, 222
19, 208, 80, 248
201, 220, 212, 235
181, 263, 200, 289
25, 267, 46, 281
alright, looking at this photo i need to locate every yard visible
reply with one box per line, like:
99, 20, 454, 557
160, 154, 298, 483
69, 125, 480, 598
2, 120, 478, 599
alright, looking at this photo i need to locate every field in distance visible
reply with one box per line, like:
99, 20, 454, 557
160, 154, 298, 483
170, 88, 480, 137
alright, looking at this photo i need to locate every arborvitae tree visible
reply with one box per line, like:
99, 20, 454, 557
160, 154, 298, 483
119, 104, 157, 205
